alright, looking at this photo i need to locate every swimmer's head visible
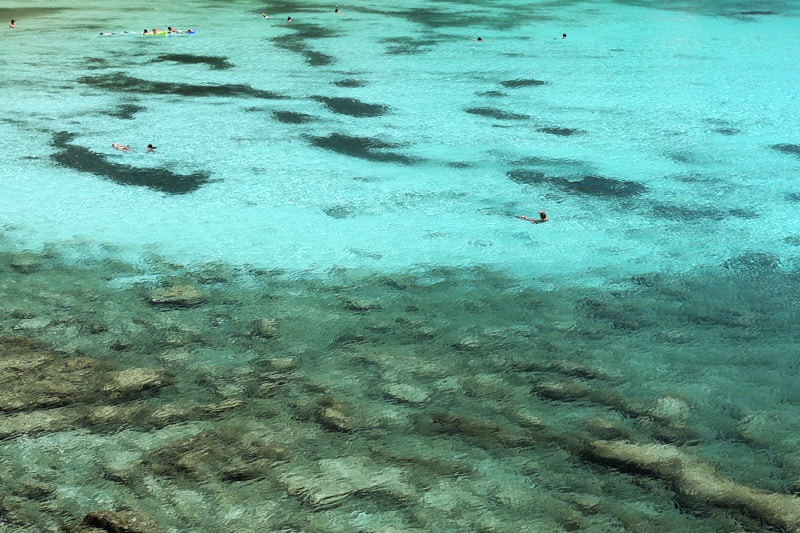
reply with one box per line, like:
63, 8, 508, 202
538, 211, 547, 219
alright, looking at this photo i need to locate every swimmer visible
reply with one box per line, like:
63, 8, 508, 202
286, 16, 292, 22
146, 144, 157, 152
516, 211, 548, 224
9, 19, 15, 28
142, 29, 149, 34
563, 33, 567, 38
112, 143, 133, 152
262, 13, 270, 18
477, 37, 482, 41
335, 6, 343, 14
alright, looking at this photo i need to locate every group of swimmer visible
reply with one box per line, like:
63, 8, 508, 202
478, 33, 565, 42
142, 27, 193, 34
112, 143, 157, 153
263, 6, 344, 22
13, 9, 552, 225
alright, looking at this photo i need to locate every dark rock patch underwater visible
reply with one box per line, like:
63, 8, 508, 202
306, 133, 416, 164
313, 96, 391, 117
508, 169, 647, 198
151, 53, 235, 70
772, 143, 800, 157
51, 132, 211, 195
465, 107, 529, 120
78, 73, 286, 99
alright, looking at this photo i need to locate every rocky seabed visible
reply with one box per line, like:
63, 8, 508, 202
0, 247, 799, 532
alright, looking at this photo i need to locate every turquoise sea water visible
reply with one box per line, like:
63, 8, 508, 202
2, 0, 800, 531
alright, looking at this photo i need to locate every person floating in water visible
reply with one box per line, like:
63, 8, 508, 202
335, 6, 343, 14
112, 143, 133, 152
9, 19, 15, 28
477, 37, 483, 41
262, 13, 270, 18
146, 144, 157, 152
286, 16, 292, 22
516, 211, 548, 224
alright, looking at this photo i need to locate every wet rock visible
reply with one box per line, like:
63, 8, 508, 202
81, 509, 161, 533
248, 318, 279, 338
148, 285, 205, 307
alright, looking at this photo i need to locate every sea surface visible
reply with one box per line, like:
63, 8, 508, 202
2, 0, 800, 531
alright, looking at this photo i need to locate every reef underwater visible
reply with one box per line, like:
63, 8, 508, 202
1, 238, 800, 532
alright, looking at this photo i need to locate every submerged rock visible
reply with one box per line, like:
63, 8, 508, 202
585, 439, 800, 532
9, 254, 41, 274
80, 509, 161, 533
148, 285, 205, 307
532, 380, 590, 401
280, 456, 410, 510
102, 367, 172, 399
384, 383, 431, 405
147, 427, 288, 483
647, 396, 691, 424
248, 318, 279, 338
0, 339, 112, 411
317, 405, 356, 432
342, 298, 382, 312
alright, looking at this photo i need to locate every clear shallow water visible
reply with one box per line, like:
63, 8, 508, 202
3, 0, 800, 279
2, 0, 800, 531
